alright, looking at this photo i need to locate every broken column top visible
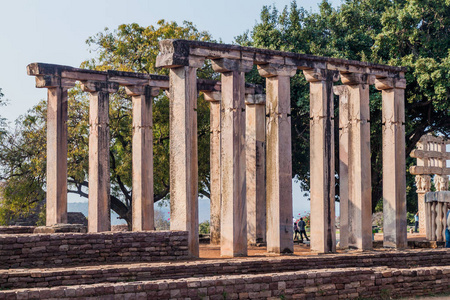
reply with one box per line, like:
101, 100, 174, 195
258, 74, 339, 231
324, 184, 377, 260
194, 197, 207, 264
156, 39, 406, 78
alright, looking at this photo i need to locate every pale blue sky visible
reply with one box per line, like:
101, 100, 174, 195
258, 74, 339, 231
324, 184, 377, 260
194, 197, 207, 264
0, 0, 342, 220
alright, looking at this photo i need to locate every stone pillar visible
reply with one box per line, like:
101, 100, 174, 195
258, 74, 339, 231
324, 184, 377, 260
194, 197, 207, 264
37, 75, 74, 226
334, 85, 350, 249
212, 58, 252, 257
168, 64, 201, 257
376, 77, 407, 248
436, 202, 444, 241
81, 81, 118, 232
415, 175, 431, 237
304, 69, 339, 253
257, 64, 296, 254
245, 93, 266, 245
339, 73, 372, 251
431, 201, 437, 240
204, 91, 221, 246
126, 85, 159, 231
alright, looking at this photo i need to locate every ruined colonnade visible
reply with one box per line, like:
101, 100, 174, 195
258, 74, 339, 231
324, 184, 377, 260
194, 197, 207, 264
156, 39, 407, 255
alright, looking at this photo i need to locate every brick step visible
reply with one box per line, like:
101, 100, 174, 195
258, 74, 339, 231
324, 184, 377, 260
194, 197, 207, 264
2, 248, 450, 290
1, 265, 450, 299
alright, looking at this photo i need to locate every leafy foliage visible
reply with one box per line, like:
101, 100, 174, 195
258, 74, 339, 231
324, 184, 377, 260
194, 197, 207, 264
0, 21, 215, 227
236, 0, 450, 212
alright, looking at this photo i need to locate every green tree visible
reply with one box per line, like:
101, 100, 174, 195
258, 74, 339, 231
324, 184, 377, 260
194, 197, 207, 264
0, 21, 215, 227
237, 0, 450, 212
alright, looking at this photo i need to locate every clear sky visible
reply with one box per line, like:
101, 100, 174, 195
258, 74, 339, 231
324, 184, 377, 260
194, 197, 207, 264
0, 0, 342, 219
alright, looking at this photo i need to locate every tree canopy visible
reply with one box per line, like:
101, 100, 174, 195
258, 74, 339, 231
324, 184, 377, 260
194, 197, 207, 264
0, 20, 215, 227
237, 0, 450, 212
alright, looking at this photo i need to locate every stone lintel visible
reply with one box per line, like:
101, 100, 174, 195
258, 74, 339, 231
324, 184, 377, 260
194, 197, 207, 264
340, 73, 375, 85
303, 69, 340, 83
81, 81, 119, 93
257, 64, 297, 78
375, 78, 406, 90
425, 191, 450, 203
410, 166, 450, 176
245, 94, 266, 105
125, 85, 160, 97
203, 91, 221, 102
212, 58, 253, 73
35, 75, 76, 89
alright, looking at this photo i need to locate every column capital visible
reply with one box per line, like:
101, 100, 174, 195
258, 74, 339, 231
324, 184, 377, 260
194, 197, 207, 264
203, 91, 221, 102
375, 77, 406, 90
125, 85, 160, 97
211, 58, 253, 73
303, 69, 339, 83
415, 175, 432, 194
340, 73, 374, 85
435, 175, 449, 191
81, 81, 119, 93
333, 85, 349, 96
257, 64, 297, 78
245, 94, 266, 105
35, 75, 76, 89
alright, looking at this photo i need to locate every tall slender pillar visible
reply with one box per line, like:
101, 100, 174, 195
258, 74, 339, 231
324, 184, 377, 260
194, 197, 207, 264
376, 77, 407, 248
168, 65, 201, 257
415, 175, 431, 237
258, 64, 296, 254
36, 75, 75, 226
212, 58, 252, 257
304, 69, 339, 253
204, 91, 221, 245
341, 73, 372, 250
245, 93, 266, 245
81, 81, 118, 232
334, 85, 350, 249
126, 85, 159, 231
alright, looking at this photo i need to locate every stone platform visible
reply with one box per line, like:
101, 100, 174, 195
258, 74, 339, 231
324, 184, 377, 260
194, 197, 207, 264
1, 246, 450, 299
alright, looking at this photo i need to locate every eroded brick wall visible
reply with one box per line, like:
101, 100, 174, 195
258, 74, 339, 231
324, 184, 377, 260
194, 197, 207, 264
0, 231, 188, 269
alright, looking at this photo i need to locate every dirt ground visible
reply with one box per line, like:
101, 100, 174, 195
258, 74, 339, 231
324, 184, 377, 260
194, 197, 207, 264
199, 232, 432, 259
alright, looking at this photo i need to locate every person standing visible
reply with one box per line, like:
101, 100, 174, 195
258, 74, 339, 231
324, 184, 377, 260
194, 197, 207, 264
298, 218, 309, 242
414, 212, 419, 233
446, 203, 450, 248
293, 222, 301, 241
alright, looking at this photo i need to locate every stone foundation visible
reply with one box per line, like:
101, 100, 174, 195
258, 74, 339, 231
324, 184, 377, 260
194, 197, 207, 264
0, 226, 35, 234
1, 265, 450, 299
0, 231, 188, 269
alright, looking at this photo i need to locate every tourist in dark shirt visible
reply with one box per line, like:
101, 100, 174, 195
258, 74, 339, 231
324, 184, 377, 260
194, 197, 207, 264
298, 218, 309, 242
293, 222, 301, 241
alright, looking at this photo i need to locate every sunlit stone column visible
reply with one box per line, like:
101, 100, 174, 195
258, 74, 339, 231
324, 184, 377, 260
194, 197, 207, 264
212, 58, 252, 257
341, 73, 372, 250
304, 69, 339, 253
415, 175, 431, 238
245, 93, 266, 245
258, 64, 296, 254
334, 85, 350, 249
204, 91, 221, 245
35, 75, 75, 226
81, 81, 119, 232
126, 85, 159, 231
376, 77, 407, 248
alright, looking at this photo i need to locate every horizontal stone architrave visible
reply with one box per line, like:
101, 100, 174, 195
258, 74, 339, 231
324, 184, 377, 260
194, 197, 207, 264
27, 63, 264, 94
425, 191, 450, 203
156, 39, 406, 78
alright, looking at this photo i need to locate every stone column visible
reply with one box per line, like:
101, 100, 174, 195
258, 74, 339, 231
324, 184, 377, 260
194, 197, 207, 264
339, 73, 372, 251
376, 77, 407, 248
126, 85, 159, 231
334, 85, 350, 249
168, 64, 202, 257
304, 69, 339, 253
415, 175, 431, 237
258, 64, 296, 254
431, 201, 437, 240
204, 91, 221, 245
212, 58, 252, 257
81, 81, 118, 232
36, 75, 74, 226
245, 93, 267, 245
436, 202, 444, 241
